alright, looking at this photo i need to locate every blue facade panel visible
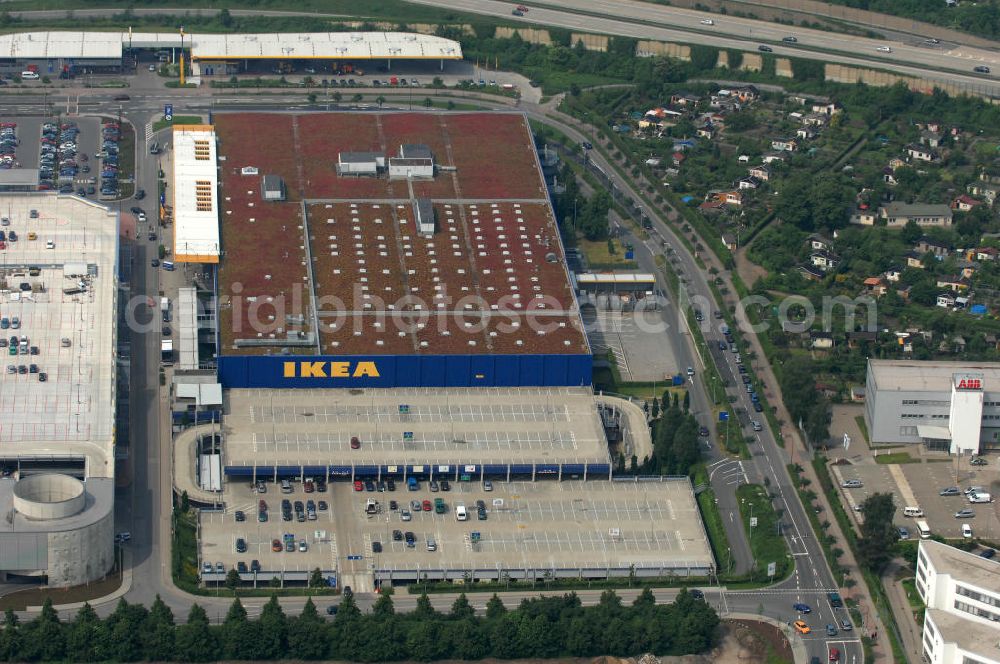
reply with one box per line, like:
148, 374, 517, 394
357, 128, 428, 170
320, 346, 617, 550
354, 465, 379, 477
536, 464, 560, 477
329, 466, 352, 478
562, 464, 586, 475
276, 465, 299, 477
217, 353, 592, 389
469, 356, 494, 385
483, 464, 508, 475
510, 464, 533, 475
225, 466, 254, 476
303, 465, 326, 476
586, 463, 612, 476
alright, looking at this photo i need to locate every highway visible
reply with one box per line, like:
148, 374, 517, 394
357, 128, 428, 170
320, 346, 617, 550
0, 77, 865, 662
411, 0, 1000, 96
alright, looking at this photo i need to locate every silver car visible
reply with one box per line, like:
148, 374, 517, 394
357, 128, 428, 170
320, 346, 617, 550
841, 479, 863, 488
955, 509, 976, 519
400, 509, 412, 522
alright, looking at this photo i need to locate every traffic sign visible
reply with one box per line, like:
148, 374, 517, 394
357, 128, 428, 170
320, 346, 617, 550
719, 411, 729, 421
767, 562, 776, 577
164, 104, 173, 122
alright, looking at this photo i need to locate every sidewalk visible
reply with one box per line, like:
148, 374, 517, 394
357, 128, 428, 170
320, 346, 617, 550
882, 561, 924, 663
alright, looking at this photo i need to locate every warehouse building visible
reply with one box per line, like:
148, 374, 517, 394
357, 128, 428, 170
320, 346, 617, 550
864, 359, 1000, 453
172, 125, 220, 263
213, 111, 590, 390
0, 31, 462, 82
0, 195, 118, 587
389, 143, 435, 180
917, 540, 1000, 664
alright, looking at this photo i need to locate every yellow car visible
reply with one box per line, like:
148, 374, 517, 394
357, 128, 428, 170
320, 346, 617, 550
27, 232, 36, 241
793, 620, 811, 634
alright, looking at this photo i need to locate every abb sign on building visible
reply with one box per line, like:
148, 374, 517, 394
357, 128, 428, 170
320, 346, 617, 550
954, 374, 985, 391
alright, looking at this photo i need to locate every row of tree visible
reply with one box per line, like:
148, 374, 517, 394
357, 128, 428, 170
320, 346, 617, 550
646, 391, 702, 476
0, 589, 718, 663
550, 161, 613, 242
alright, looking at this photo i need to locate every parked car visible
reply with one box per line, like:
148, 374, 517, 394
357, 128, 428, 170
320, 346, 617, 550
841, 479, 863, 488
955, 508, 976, 519
940, 486, 961, 496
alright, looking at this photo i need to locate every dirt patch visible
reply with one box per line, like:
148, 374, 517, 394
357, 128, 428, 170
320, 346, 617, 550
715, 619, 794, 664
734, 246, 768, 289
0, 566, 123, 611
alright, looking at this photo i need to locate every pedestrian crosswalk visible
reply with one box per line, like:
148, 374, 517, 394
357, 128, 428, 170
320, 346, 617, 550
144, 121, 153, 144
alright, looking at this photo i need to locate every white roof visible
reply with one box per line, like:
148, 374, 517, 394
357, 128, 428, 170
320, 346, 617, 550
0, 30, 461, 62
576, 273, 656, 284
172, 125, 220, 263
175, 382, 223, 406
0, 195, 118, 478
177, 287, 200, 371
191, 32, 462, 60
868, 359, 1000, 392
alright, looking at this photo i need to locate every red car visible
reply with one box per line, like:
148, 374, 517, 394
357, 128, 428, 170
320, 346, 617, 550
350, 436, 361, 449
304, 479, 314, 493
353, 480, 363, 492
516, 4, 528, 10
0, 241, 6, 250
258, 499, 267, 511
422, 499, 432, 512
829, 648, 840, 662
271, 539, 282, 552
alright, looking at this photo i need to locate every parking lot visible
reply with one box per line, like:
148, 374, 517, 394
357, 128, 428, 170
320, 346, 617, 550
223, 387, 613, 470
835, 456, 1000, 539
583, 307, 678, 382
200, 476, 714, 592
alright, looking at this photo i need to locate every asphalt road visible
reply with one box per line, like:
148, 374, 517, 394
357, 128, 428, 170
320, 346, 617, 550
410, 0, 1000, 96
0, 83, 859, 663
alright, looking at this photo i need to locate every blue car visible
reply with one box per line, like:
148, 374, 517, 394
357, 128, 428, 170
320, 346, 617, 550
793, 603, 811, 613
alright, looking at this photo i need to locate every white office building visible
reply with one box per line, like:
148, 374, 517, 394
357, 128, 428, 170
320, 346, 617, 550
917, 540, 1000, 664
864, 360, 1000, 453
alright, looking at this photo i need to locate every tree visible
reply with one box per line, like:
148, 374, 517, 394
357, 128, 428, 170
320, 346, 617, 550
307, 93, 317, 104
451, 593, 476, 620
143, 596, 176, 661
218, 8, 234, 27
21, 598, 65, 662
180, 489, 189, 512
67, 604, 106, 662
857, 492, 898, 573
309, 567, 325, 587
257, 595, 288, 659
485, 594, 507, 619
682, 390, 690, 411
352, 93, 363, 103
222, 597, 258, 660
376, 95, 386, 108
373, 591, 396, 617
175, 604, 218, 662
225, 567, 241, 590
901, 219, 922, 244
288, 598, 327, 660
423, 97, 433, 107
413, 592, 438, 619
332, 91, 342, 103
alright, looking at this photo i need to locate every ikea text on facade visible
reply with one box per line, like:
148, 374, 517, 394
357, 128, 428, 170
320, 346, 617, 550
283, 361, 380, 379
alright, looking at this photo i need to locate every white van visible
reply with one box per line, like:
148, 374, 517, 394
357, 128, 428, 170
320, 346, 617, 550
455, 504, 468, 521
903, 506, 924, 518
969, 492, 992, 504
963, 523, 973, 538
20, 71, 39, 80
916, 520, 932, 539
